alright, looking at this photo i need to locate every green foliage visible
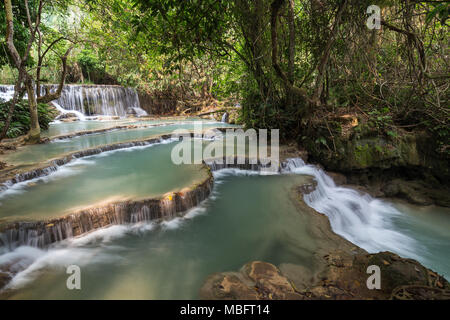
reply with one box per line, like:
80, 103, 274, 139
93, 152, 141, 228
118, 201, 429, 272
0, 0, 447, 156
0, 100, 55, 138
426, 2, 449, 25
0, 1, 38, 68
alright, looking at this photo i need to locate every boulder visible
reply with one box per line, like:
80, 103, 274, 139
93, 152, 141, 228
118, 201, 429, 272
200, 262, 303, 300
200, 252, 450, 300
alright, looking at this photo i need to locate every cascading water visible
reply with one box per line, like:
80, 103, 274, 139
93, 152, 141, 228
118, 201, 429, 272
0, 85, 14, 102
0, 84, 148, 118
281, 158, 420, 259
221, 112, 229, 123
48, 85, 147, 117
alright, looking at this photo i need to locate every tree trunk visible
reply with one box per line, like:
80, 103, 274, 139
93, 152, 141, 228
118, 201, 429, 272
312, 0, 348, 104
270, 0, 311, 107
287, 0, 295, 108
25, 77, 41, 143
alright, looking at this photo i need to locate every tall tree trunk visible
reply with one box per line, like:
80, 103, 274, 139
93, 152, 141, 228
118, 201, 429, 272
288, 0, 295, 84
25, 77, 41, 142
270, 0, 311, 108
287, 0, 295, 108
312, 0, 348, 104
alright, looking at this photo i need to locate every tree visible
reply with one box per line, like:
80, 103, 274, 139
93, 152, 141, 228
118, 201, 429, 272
2, 0, 73, 142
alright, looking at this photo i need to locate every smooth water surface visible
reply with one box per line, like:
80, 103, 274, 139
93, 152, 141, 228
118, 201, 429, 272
390, 201, 450, 279
2, 173, 317, 299
2, 121, 235, 165
0, 142, 208, 220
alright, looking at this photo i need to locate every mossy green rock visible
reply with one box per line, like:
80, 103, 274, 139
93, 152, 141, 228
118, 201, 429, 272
307, 130, 449, 181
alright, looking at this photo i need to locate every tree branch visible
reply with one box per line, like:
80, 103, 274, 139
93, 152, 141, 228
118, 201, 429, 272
270, 0, 311, 103
37, 46, 74, 104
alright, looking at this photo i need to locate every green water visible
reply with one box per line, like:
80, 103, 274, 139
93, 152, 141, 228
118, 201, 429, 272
2, 121, 235, 165
0, 142, 208, 221
44, 117, 204, 138
3, 173, 317, 299
391, 201, 450, 279
0, 120, 449, 300
43, 120, 131, 138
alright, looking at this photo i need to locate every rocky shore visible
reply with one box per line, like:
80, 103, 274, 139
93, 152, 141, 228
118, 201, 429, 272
200, 184, 450, 300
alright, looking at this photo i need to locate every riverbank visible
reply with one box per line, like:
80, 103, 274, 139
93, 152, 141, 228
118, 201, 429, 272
200, 184, 450, 300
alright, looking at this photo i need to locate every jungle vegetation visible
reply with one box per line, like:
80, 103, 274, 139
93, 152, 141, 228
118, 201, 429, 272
0, 0, 448, 156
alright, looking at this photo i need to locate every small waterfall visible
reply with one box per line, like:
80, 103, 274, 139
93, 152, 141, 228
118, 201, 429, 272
282, 158, 419, 258
221, 112, 229, 123
49, 85, 146, 117
0, 84, 148, 118
0, 85, 14, 102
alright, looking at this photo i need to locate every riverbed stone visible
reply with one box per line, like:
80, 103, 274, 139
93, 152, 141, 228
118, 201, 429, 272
200, 251, 450, 300
200, 262, 303, 300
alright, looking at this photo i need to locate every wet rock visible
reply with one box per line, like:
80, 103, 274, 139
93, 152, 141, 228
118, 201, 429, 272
60, 117, 80, 122
383, 179, 435, 206
296, 180, 317, 195
201, 252, 450, 300
56, 112, 79, 120
200, 262, 303, 300
200, 273, 259, 300
327, 171, 347, 185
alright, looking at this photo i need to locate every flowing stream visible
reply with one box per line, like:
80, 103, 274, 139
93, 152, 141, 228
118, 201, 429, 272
0, 110, 448, 299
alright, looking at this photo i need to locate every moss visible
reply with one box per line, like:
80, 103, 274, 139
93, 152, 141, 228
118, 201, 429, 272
353, 143, 372, 167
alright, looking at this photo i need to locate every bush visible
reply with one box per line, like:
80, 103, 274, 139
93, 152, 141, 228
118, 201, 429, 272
0, 100, 56, 138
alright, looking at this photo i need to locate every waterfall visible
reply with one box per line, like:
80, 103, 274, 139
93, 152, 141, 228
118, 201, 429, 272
0, 85, 14, 102
221, 112, 229, 123
0, 84, 148, 118
48, 85, 146, 117
281, 158, 419, 259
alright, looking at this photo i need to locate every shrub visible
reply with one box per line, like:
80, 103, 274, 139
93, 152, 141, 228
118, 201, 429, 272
0, 100, 56, 138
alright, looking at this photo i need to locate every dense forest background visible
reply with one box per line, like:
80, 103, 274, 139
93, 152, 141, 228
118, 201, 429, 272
0, 1, 448, 167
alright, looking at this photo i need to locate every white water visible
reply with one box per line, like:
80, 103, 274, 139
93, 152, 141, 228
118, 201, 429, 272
0, 85, 14, 102
221, 112, 228, 123
282, 158, 420, 259
0, 155, 448, 296
0, 117, 447, 296
0, 84, 148, 119
52, 102, 86, 121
